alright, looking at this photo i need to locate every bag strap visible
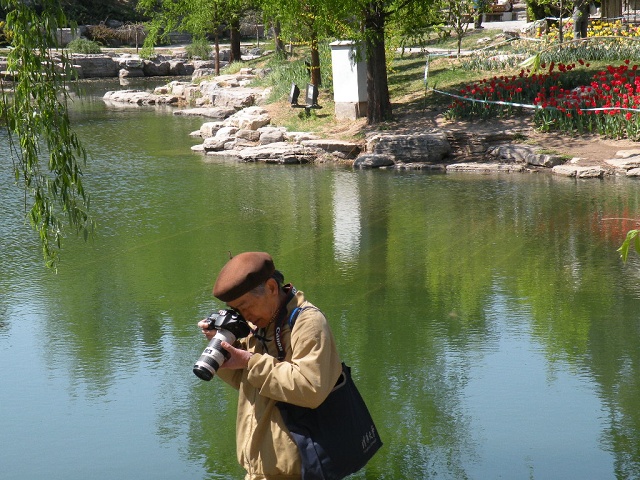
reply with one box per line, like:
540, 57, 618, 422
269, 306, 317, 361
288, 306, 316, 329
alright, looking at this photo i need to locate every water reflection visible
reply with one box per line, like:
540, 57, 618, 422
2, 80, 640, 479
332, 171, 361, 266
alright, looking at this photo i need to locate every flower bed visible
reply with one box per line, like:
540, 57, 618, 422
447, 59, 640, 140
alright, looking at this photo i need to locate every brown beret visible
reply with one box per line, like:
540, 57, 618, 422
213, 252, 275, 302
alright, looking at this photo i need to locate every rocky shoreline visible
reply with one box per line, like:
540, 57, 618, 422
92, 56, 640, 178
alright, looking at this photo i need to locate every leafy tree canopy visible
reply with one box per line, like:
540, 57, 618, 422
1, 0, 93, 267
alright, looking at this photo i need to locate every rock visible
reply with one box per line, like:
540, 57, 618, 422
169, 61, 193, 76
192, 68, 218, 79
174, 107, 236, 119
301, 139, 361, 159
70, 54, 119, 78
615, 149, 640, 158
258, 127, 286, 145
192, 60, 216, 70
215, 126, 239, 138
605, 157, 640, 173
143, 60, 171, 76
199, 121, 225, 138
487, 144, 565, 167
285, 131, 321, 142
119, 67, 144, 78
236, 129, 261, 142
627, 167, 640, 177
224, 107, 271, 130
202, 127, 238, 151
210, 86, 265, 108
103, 89, 179, 105
202, 127, 238, 152
487, 144, 535, 163
526, 153, 566, 168
229, 142, 323, 164
354, 154, 396, 168
201, 137, 228, 151
367, 132, 451, 163
446, 163, 525, 173
552, 165, 605, 178
117, 57, 143, 69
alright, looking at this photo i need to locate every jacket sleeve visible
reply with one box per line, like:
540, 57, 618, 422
216, 367, 243, 390
245, 308, 342, 408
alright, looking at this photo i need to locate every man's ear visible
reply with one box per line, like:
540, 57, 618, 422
266, 277, 280, 296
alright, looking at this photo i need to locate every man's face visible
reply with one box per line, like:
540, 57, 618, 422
226, 280, 279, 329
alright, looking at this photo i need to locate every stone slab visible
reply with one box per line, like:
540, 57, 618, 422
552, 165, 605, 178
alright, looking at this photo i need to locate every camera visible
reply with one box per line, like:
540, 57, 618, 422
193, 309, 251, 381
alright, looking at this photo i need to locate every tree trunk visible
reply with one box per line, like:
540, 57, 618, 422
364, 2, 392, 124
310, 31, 321, 87
214, 32, 220, 76
273, 21, 286, 57
229, 17, 242, 63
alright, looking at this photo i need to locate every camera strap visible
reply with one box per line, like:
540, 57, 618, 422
275, 294, 320, 361
274, 284, 305, 360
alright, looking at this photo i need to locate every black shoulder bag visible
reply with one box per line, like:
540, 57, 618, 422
276, 307, 383, 480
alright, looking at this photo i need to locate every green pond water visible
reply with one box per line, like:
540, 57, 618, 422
1, 78, 640, 480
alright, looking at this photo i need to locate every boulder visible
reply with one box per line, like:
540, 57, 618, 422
199, 121, 225, 138
285, 131, 321, 142
236, 129, 261, 142
119, 67, 144, 78
446, 163, 525, 173
258, 127, 286, 145
70, 54, 119, 78
103, 90, 179, 105
174, 107, 235, 119
143, 60, 171, 76
486, 144, 564, 167
615, 149, 640, 158
301, 140, 361, 159
605, 156, 640, 173
367, 132, 451, 163
169, 61, 193, 76
230, 142, 323, 164
552, 165, 605, 178
526, 152, 566, 168
224, 107, 271, 130
354, 154, 396, 168
117, 57, 144, 69
211, 87, 264, 108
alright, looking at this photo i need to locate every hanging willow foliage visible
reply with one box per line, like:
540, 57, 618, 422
1, 0, 93, 268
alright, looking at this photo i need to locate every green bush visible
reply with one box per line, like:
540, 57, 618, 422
66, 38, 102, 54
185, 38, 212, 60
255, 42, 333, 103
85, 24, 120, 46
0, 20, 12, 46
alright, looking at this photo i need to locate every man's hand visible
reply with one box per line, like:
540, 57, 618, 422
198, 319, 216, 340
219, 341, 253, 370
197, 319, 253, 369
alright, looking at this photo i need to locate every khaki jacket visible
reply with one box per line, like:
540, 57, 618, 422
216, 289, 342, 480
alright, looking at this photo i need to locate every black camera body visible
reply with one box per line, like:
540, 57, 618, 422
193, 309, 251, 381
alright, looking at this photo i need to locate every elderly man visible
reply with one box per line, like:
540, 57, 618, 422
198, 252, 342, 480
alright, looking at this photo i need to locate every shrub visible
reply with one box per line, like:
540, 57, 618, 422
85, 23, 120, 46
0, 20, 12, 46
66, 38, 102, 54
185, 38, 212, 60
